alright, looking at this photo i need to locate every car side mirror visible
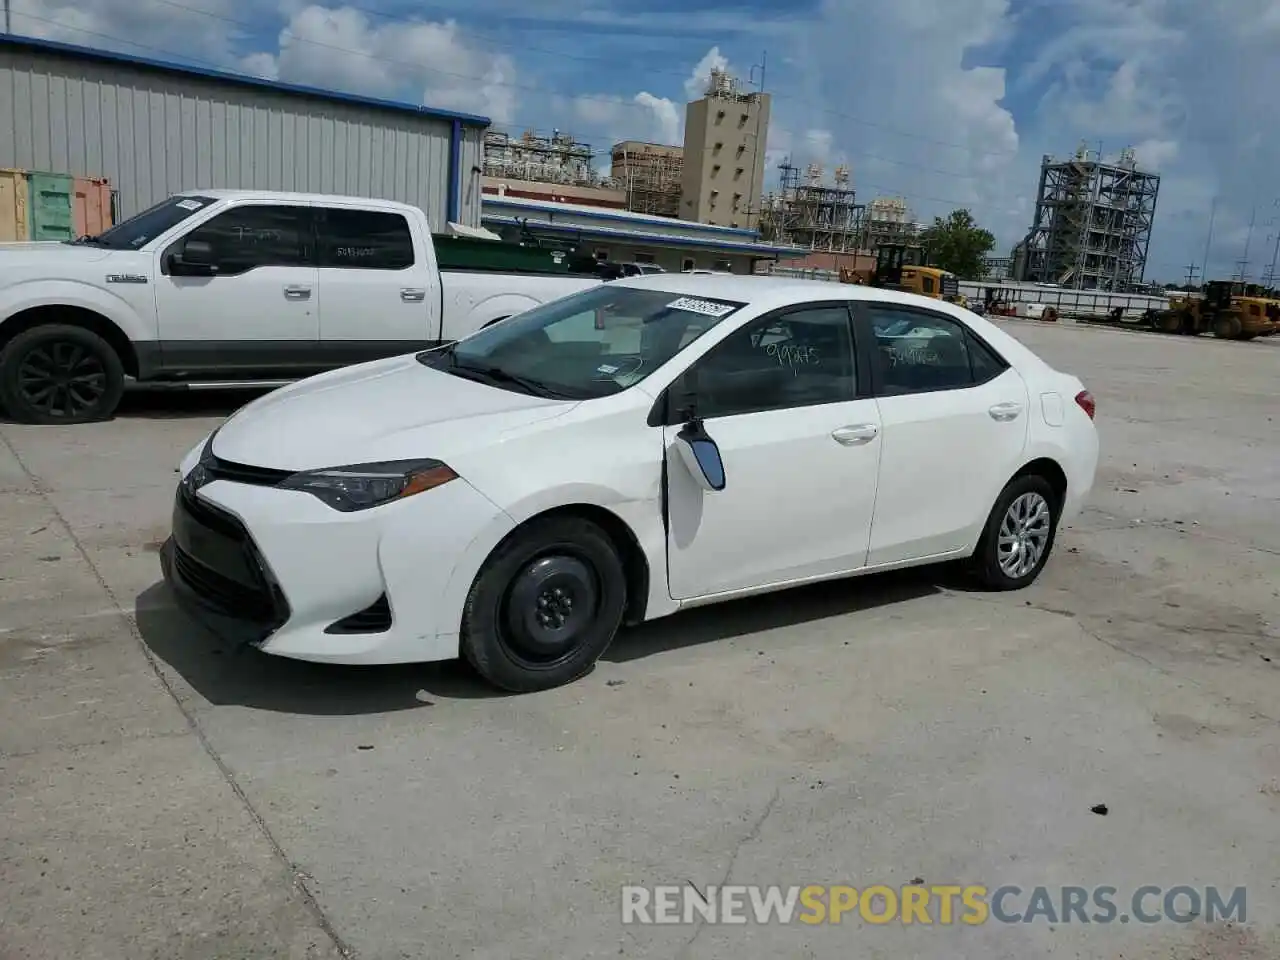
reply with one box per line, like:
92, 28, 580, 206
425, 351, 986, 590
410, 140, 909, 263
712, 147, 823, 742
673, 419, 725, 492
168, 239, 218, 276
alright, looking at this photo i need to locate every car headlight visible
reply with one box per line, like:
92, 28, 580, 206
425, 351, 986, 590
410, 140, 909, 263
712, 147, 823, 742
278, 459, 458, 512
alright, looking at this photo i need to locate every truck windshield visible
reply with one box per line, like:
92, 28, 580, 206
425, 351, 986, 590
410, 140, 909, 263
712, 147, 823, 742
73, 195, 218, 249
418, 285, 745, 400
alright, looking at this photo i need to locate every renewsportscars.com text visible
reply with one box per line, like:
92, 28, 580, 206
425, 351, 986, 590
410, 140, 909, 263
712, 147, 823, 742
621, 884, 1247, 925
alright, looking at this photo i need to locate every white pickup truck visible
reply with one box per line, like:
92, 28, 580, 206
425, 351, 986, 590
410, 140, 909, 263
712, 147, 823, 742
0, 189, 604, 423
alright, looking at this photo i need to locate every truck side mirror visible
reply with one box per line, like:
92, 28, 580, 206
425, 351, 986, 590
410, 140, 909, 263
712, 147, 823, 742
168, 239, 218, 276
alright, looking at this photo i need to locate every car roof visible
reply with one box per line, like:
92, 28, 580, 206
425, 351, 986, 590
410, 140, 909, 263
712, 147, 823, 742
608, 273, 937, 310
607, 273, 1052, 374
176, 189, 420, 215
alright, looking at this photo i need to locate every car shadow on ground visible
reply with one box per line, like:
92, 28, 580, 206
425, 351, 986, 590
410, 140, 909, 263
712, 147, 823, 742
135, 566, 958, 716
115, 387, 273, 421
0, 387, 273, 425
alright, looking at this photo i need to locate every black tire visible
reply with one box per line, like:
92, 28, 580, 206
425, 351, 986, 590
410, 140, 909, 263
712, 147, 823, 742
1212, 314, 1242, 340
969, 474, 1060, 590
460, 515, 627, 692
0, 324, 125, 424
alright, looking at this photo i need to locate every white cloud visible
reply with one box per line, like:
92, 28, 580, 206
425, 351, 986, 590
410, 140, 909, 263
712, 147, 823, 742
251, 6, 516, 123
11, 0, 1279, 281
11, 0, 249, 66
683, 46, 730, 101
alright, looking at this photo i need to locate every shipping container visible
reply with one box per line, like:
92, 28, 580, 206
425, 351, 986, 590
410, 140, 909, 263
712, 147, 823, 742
27, 171, 74, 241
73, 176, 112, 237
0, 168, 30, 241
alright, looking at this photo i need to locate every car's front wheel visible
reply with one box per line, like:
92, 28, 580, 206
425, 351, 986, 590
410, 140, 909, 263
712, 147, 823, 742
461, 515, 628, 692
970, 475, 1059, 590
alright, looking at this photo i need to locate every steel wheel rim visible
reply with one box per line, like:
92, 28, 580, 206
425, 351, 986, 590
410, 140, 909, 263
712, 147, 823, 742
499, 551, 601, 669
997, 492, 1051, 579
16, 341, 108, 418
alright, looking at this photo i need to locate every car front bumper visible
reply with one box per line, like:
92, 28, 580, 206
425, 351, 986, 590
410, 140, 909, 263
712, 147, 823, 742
160, 472, 515, 665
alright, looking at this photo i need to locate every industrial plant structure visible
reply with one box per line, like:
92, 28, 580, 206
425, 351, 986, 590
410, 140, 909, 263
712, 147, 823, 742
680, 68, 771, 230
1014, 144, 1160, 291
611, 141, 684, 218
758, 160, 862, 252
483, 130, 617, 189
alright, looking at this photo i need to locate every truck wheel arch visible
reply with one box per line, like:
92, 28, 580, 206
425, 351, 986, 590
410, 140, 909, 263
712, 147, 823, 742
0, 305, 139, 378
465, 293, 541, 332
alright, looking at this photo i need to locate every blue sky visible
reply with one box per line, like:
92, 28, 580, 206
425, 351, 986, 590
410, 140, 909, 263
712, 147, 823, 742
13, 0, 1280, 283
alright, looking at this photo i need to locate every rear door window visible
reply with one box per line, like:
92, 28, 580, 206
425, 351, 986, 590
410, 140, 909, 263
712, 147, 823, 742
314, 208, 415, 270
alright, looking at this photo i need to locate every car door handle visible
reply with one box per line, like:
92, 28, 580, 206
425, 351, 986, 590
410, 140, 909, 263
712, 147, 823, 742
401, 288, 426, 302
283, 285, 312, 300
831, 424, 878, 446
989, 401, 1022, 421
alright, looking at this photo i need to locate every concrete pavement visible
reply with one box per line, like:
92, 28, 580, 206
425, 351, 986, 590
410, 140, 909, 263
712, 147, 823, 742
1, 324, 1277, 959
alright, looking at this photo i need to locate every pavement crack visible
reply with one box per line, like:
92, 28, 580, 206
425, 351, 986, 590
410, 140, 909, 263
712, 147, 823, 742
679, 785, 782, 957
0, 431, 355, 960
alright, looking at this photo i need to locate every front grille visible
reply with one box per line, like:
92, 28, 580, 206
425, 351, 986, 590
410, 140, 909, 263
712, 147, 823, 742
172, 543, 280, 623
206, 455, 292, 487
180, 484, 245, 539
325, 594, 393, 634
172, 487, 289, 630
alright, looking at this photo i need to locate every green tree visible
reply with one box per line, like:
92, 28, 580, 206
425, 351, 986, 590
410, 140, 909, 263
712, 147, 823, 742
919, 209, 996, 279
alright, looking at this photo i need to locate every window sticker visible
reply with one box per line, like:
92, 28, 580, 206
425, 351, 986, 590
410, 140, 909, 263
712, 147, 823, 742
175, 199, 204, 211
665, 297, 736, 318
596, 363, 620, 374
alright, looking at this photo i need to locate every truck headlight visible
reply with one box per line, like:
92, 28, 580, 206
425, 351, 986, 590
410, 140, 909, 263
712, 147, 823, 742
279, 459, 458, 512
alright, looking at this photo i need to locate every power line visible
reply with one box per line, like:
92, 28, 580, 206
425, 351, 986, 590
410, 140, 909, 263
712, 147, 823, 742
7, 13, 1022, 222
138, 0, 1025, 163
12, 7, 1016, 196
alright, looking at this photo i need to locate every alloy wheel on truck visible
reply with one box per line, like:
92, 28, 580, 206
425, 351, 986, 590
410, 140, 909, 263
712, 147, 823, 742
0, 325, 126, 424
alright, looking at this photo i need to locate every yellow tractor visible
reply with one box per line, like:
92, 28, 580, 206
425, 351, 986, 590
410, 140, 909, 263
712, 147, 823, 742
840, 244, 968, 308
1147, 280, 1277, 340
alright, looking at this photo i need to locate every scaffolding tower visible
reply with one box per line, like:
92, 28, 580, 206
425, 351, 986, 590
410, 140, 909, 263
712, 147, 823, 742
758, 158, 864, 250
484, 130, 617, 188
862, 196, 919, 250
1016, 143, 1160, 291
611, 142, 684, 218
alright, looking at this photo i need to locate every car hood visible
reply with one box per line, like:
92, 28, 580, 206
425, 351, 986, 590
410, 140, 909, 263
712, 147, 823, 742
0, 241, 117, 265
211, 353, 577, 471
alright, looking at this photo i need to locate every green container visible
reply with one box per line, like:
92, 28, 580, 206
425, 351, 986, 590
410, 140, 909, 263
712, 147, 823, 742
434, 234, 590, 275
28, 172, 74, 241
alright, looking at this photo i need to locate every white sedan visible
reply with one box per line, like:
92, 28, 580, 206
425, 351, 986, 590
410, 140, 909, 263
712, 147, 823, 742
162, 275, 1099, 692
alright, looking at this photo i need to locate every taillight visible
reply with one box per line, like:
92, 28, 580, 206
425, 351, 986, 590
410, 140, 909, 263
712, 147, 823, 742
1075, 390, 1096, 420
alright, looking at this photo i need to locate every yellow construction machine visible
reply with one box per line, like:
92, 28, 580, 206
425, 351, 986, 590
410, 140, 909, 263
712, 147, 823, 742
1146, 280, 1278, 340
840, 244, 969, 308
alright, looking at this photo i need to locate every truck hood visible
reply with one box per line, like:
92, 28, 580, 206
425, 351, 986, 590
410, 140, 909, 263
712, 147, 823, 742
211, 353, 577, 471
0, 241, 118, 265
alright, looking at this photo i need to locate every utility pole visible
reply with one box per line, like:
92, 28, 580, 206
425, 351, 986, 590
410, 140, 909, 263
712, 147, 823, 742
3, 0, 10, 34
746, 50, 767, 233
1266, 199, 1280, 289
1201, 197, 1217, 282
1183, 262, 1199, 288
1235, 204, 1258, 282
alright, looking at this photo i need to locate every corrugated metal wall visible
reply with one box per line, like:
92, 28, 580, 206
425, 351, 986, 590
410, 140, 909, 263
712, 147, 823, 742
0, 46, 485, 228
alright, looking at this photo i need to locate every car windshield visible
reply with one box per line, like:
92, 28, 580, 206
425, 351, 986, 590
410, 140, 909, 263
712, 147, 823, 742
417, 285, 745, 400
71, 195, 218, 249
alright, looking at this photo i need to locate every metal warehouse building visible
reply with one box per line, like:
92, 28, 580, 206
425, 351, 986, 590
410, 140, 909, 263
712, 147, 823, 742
0, 34, 490, 228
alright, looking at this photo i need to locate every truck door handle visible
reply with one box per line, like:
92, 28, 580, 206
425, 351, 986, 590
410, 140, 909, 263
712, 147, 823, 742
283, 285, 312, 300
831, 424, 878, 446
988, 401, 1022, 421
401, 288, 426, 302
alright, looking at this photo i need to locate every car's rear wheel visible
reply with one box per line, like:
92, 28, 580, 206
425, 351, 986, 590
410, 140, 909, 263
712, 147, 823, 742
460, 515, 627, 692
970, 475, 1059, 590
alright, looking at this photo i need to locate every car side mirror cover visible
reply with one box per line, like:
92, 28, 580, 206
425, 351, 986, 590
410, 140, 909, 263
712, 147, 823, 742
674, 420, 725, 492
